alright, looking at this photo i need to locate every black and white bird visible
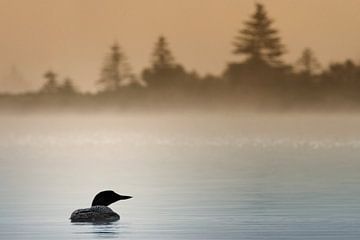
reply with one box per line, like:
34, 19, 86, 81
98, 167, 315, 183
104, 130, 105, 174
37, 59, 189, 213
70, 190, 132, 222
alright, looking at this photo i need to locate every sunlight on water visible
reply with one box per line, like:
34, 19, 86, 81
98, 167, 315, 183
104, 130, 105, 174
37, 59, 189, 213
1, 112, 360, 239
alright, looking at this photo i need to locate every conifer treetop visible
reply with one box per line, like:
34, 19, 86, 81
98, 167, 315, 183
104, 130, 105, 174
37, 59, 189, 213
233, 3, 285, 66
151, 36, 176, 69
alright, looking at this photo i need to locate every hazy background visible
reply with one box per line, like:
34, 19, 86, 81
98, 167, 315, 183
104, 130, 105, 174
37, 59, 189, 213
0, 0, 359, 91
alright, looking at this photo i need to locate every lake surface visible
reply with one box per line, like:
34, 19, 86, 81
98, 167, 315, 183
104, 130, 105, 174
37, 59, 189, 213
1, 112, 360, 239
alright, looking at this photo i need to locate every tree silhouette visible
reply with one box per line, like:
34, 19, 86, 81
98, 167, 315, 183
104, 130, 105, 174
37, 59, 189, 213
151, 36, 176, 69
59, 77, 77, 95
323, 60, 359, 84
296, 48, 321, 76
233, 3, 285, 66
40, 70, 59, 94
98, 43, 132, 91
142, 36, 187, 88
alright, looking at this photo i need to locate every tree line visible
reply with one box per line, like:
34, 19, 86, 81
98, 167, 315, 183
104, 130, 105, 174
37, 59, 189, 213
2, 3, 360, 110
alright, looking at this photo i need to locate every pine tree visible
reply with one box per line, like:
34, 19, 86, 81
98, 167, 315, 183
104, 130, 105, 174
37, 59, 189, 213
151, 36, 176, 69
233, 3, 285, 66
98, 43, 132, 92
142, 36, 187, 88
40, 70, 59, 94
296, 48, 321, 76
59, 77, 77, 95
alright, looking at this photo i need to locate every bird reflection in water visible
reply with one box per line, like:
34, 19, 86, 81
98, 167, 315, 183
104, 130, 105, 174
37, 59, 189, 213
72, 221, 124, 239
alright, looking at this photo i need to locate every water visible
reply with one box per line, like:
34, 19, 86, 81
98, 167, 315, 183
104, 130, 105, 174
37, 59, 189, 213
1, 112, 360, 239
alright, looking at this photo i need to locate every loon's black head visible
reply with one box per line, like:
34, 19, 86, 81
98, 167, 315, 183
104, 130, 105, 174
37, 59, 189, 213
91, 190, 132, 207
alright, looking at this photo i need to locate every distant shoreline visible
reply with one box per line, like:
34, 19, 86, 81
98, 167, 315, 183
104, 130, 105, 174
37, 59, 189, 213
1, 90, 360, 114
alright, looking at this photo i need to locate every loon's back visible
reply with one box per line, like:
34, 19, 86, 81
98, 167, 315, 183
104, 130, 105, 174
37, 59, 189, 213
70, 190, 132, 222
70, 206, 120, 222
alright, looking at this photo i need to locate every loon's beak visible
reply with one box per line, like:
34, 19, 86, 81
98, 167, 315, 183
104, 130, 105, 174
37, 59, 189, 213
118, 194, 132, 200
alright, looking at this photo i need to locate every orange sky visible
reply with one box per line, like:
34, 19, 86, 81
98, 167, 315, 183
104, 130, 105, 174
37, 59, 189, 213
0, 0, 359, 91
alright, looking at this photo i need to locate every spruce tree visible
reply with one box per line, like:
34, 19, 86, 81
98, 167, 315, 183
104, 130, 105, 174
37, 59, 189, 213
98, 43, 132, 92
233, 3, 285, 66
142, 36, 187, 88
59, 77, 77, 95
151, 36, 176, 69
296, 48, 321, 76
40, 70, 59, 94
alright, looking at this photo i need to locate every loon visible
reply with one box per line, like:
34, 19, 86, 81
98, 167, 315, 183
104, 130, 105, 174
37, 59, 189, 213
70, 190, 132, 222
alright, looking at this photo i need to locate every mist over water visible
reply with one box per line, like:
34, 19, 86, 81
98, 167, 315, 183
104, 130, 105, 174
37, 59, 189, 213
0, 111, 360, 239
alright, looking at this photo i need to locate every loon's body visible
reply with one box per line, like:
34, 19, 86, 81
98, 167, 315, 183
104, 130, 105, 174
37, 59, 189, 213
70, 190, 132, 223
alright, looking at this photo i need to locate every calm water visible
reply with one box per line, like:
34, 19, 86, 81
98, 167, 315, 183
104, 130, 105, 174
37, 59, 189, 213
1, 112, 360, 239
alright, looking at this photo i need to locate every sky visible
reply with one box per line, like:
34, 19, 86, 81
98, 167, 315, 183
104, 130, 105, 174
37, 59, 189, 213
0, 0, 359, 92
